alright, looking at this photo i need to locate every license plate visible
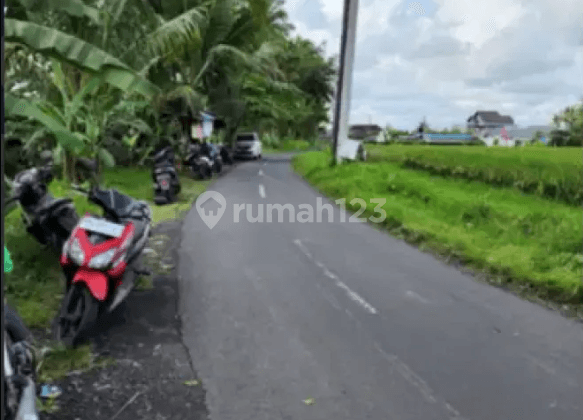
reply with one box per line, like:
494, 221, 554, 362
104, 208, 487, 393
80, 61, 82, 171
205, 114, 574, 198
78, 217, 125, 238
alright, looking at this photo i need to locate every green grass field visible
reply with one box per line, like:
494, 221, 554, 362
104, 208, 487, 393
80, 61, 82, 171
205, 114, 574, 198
293, 151, 583, 306
366, 144, 583, 206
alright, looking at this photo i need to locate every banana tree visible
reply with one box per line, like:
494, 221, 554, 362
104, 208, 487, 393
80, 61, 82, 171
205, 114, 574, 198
5, 18, 161, 98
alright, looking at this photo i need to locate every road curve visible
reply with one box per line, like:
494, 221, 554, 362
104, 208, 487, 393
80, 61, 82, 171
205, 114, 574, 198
178, 154, 583, 420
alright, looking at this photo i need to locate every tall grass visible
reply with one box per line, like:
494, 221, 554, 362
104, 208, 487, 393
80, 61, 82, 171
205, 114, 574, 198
366, 144, 583, 205
293, 151, 583, 305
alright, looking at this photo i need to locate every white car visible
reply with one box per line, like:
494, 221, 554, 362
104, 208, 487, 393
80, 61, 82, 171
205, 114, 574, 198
234, 132, 262, 160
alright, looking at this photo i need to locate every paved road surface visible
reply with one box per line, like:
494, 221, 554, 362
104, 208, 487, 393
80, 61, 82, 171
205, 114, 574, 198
178, 154, 583, 420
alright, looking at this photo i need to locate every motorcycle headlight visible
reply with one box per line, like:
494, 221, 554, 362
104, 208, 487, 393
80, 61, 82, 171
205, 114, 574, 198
69, 238, 85, 265
88, 249, 117, 270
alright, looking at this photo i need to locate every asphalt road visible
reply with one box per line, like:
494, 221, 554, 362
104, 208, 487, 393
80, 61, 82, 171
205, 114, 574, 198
178, 154, 583, 420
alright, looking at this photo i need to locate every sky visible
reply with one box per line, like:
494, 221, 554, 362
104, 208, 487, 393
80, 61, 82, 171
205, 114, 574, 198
283, 0, 583, 130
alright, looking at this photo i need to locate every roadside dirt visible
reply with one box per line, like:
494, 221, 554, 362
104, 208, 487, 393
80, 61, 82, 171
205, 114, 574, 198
42, 219, 209, 420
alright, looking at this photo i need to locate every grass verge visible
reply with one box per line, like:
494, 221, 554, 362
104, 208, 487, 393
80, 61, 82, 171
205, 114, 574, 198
4, 167, 206, 384
293, 151, 583, 308
366, 144, 583, 206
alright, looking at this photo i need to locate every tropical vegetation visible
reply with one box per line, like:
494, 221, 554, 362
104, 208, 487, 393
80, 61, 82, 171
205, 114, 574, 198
4, 0, 336, 181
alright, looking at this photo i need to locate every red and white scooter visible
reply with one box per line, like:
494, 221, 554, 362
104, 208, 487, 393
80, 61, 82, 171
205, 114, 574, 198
57, 183, 151, 346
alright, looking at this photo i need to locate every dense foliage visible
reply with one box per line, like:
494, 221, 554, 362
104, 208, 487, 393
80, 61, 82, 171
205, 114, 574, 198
4, 0, 336, 178
550, 101, 583, 146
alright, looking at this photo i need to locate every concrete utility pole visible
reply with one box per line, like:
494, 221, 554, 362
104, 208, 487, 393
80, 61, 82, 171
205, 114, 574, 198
331, 0, 359, 165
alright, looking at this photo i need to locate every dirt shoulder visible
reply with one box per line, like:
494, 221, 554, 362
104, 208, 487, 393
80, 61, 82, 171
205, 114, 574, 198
43, 219, 208, 420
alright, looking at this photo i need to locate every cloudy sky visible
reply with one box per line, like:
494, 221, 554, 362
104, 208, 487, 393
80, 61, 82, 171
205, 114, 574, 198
283, 0, 583, 130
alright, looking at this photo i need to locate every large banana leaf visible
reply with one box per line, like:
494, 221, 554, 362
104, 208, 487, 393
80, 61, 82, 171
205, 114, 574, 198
15, 0, 101, 24
5, 19, 160, 98
5, 92, 85, 152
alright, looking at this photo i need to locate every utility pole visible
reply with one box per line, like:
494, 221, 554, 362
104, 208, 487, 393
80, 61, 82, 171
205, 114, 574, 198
331, 0, 359, 165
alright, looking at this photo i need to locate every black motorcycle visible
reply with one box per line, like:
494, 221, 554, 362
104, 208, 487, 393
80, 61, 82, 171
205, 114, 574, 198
219, 144, 234, 165
8, 153, 78, 253
3, 304, 39, 420
206, 143, 223, 174
152, 146, 181, 205
185, 143, 213, 179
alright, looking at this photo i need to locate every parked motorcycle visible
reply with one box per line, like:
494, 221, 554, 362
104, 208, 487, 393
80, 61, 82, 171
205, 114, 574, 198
185, 142, 213, 179
152, 146, 181, 205
219, 144, 234, 165
3, 304, 39, 420
8, 152, 78, 253
56, 169, 152, 346
206, 143, 223, 174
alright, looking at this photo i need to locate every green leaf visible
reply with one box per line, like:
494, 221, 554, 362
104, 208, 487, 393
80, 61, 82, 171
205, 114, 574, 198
50, 59, 70, 103
98, 148, 115, 168
147, 7, 205, 57
15, 0, 101, 24
5, 19, 160, 98
122, 134, 138, 148
69, 76, 104, 120
5, 93, 84, 152
111, 0, 130, 25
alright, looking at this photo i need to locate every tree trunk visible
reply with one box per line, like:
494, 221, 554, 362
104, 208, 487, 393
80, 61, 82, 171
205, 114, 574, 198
64, 151, 76, 182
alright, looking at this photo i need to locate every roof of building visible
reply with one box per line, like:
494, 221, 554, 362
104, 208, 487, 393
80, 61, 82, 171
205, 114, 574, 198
468, 111, 514, 125
505, 125, 553, 139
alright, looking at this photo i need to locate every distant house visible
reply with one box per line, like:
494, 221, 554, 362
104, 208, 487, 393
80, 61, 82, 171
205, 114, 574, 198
349, 124, 386, 142
496, 125, 553, 147
467, 111, 515, 139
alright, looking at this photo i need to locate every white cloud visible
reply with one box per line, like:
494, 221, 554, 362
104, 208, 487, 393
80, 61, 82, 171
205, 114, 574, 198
283, 0, 583, 129
318, 0, 345, 22
435, 0, 526, 48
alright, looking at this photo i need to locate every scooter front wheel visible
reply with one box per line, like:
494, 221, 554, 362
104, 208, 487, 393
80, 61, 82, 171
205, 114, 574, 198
55, 284, 99, 347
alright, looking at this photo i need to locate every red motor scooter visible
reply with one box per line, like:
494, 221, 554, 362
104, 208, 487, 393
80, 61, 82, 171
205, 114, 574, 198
56, 181, 152, 347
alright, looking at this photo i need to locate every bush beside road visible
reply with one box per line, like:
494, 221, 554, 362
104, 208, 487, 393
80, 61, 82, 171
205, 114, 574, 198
292, 151, 583, 311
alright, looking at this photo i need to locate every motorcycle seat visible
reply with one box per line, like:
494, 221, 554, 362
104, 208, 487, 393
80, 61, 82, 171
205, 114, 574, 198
90, 189, 151, 225
154, 166, 176, 175
34, 194, 73, 216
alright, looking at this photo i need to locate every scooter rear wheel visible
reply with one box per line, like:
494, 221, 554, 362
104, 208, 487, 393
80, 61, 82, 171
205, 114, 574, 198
56, 284, 99, 347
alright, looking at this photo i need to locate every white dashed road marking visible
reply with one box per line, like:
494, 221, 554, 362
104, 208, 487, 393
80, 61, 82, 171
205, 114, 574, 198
259, 184, 266, 198
293, 239, 378, 314
406, 290, 430, 304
